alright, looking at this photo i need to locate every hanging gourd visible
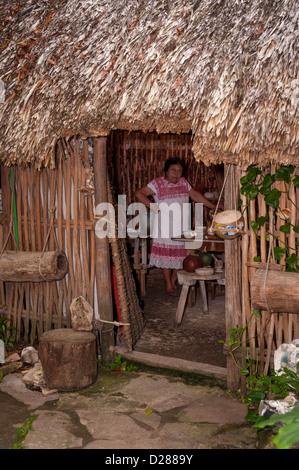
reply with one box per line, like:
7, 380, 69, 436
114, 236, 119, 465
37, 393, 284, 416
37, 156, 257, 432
211, 209, 245, 240
208, 164, 245, 240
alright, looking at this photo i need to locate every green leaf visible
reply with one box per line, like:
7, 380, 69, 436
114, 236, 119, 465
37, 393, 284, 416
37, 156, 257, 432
247, 390, 266, 403
280, 222, 290, 234
245, 411, 261, 423
274, 168, 291, 182
262, 173, 274, 188
283, 165, 295, 174
259, 186, 271, 196
253, 256, 261, 262
254, 406, 299, 449
292, 175, 299, 188
240, 184, 259, 200
274, 246, 287, 261
285, 253, 298, 265
273, 422, 299, 449
257, 215, 268, 227
247, 167, 261, 182
252, 309, 261, 318
240, 175, 248, 185
265, 188, 281, 208
251, 221, 259, 231
293, 224, 299, 234
283, 367, 298, 380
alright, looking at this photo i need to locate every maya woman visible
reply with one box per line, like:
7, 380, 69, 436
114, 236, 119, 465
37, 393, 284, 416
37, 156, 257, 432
135, 157, 216, 293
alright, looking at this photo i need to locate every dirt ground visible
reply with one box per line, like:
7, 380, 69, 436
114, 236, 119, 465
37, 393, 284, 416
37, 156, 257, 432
133, 268, 226, 368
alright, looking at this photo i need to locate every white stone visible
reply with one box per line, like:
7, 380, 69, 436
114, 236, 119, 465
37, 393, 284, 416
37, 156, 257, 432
21, 346, 39, 365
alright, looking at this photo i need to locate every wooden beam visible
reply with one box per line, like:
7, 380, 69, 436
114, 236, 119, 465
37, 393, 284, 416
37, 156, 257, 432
93, 137, 115, 364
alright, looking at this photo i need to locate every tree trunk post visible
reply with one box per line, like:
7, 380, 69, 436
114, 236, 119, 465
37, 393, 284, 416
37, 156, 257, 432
224, 164, 243, 392
93, 137, 115, 365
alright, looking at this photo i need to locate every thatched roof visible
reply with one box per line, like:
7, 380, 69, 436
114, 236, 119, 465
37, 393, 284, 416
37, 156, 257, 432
0, 0, 298, 168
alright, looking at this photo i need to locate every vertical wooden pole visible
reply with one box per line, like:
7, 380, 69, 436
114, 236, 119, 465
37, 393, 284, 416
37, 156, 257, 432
93, 136, 115, 364
224, 164, 243, 392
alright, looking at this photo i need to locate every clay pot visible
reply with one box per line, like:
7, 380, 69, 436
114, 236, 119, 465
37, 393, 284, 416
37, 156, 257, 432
183, 254, 203, 272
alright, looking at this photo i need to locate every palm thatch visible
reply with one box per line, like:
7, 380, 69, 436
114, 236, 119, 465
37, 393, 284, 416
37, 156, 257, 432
0, 0, 298, 168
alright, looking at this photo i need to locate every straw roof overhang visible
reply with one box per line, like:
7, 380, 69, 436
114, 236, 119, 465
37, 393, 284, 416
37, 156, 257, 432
0, 0, 298, 169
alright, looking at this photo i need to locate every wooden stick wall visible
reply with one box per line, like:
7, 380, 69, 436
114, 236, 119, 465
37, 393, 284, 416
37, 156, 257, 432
0, 131, 218, 345
240, 167, 299, 374
110, 131, 219, 205
0, 139, 96, 343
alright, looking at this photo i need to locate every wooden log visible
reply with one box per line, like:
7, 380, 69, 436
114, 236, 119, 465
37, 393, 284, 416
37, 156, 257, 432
38, 328, 97, 391
251, 269, 299, 314
224, 164, 243, 392
0, 361, 22, 376
0, 250, 68, 282
93, 137, 115, 365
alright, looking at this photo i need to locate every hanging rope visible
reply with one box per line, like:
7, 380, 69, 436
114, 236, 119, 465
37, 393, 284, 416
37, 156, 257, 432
209, 164, 242, 236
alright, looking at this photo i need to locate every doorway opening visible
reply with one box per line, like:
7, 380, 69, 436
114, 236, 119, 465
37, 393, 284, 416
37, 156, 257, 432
107, 130, 226, 369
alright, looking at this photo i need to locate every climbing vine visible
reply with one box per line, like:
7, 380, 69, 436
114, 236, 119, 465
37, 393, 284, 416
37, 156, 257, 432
239, 165, 299, 272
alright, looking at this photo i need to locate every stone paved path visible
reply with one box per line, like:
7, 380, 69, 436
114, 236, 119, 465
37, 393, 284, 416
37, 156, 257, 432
0, 366, 258, 451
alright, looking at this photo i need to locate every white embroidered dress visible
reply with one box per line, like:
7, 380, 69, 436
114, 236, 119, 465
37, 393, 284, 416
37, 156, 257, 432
147, 176, 191, 269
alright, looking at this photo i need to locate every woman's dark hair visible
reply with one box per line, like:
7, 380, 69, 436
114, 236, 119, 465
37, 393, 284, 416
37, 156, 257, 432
163, 157, 186, 176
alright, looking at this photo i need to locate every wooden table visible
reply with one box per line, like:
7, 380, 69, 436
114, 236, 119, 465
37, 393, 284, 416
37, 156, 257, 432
176, 270, 225, 325
172, 236, 225, 253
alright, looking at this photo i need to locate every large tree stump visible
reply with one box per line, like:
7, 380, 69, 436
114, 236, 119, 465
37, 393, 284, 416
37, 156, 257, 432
0, 250, 68, 282
39, 329, 97, 391
251, 269, 299, 314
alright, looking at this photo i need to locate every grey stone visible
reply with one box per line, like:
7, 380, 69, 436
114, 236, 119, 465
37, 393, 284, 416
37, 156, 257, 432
22, 410, 83, 449
21, 346, 39, 365
5, 352, 21, 363
0, 373, 59, 409
77, 410, 152, 441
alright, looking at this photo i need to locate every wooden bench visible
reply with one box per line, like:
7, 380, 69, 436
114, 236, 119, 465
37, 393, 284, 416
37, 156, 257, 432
175, 270, 225, 325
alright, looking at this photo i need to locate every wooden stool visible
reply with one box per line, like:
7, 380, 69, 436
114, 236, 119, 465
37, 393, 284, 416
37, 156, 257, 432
175, 270, 225, 325
39, 328, 97, 391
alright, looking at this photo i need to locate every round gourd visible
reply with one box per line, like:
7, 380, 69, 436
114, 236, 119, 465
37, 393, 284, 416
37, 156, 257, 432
198, 251, 213, 266
183, 254, 203, 272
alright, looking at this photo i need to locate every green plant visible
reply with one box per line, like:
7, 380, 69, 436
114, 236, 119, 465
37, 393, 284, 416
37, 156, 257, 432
220, 314, 299, 405
108, 354, 138, 372
239, 165, 299, 272
219, 309, 261, 373
245, 363, 299, 407
0, 316, 16, 351
252, 405, 299, 449
10, 414, 37, 449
